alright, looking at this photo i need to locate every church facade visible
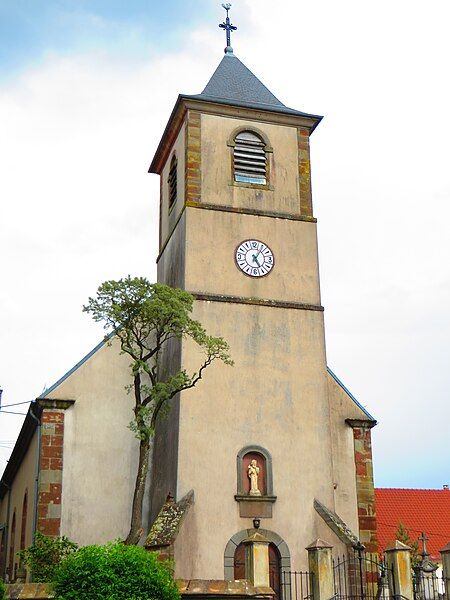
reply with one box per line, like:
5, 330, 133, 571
0, 43, 378, 590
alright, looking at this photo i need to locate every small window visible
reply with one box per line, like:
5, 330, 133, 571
168, 154, 177, 211
234, 131, 267, 185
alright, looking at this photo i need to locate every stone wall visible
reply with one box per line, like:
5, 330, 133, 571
5, 583, 53, 599
5, 580, 274, 600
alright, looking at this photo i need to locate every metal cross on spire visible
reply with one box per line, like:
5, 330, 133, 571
219, 3, 237, 54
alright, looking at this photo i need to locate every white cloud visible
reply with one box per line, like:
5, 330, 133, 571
1, 1, 449, 485
0, 39, 215, 460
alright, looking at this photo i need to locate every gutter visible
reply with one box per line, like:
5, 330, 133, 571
29, 402, 41, 543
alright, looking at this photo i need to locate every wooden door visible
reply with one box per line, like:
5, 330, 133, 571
233, 542, 282, 600
234, 542, 246, 579
269, 543, 281, 600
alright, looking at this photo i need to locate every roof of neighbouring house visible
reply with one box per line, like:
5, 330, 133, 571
375, 487, 450, 560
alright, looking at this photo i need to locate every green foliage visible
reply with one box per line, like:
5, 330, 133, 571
395, 522, 420, 566
0, 578, 5, 600
83, 278, 233, 442
18, 532, 78, 583
84, 277, 233, 543
53, 542, 180, 600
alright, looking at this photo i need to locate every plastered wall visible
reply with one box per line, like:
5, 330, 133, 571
0, 435, 37, 579
327, 374, 367, 536
173, 300, 335, 577
45, 339, 142, 546
152, 104, 372, 579
201, 114, 301, 216
184, 208, 321, 306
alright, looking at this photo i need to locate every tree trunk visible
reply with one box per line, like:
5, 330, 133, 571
124, 438, 150, 545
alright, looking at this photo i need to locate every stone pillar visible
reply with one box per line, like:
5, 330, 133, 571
385, 541, 413, 600
440, 542, 450, 599
297, 128, 313, 217
36, 399, 74, 537
243, 531, 270, 588
306, 539, 334, 600
185, 110, 201, 205
346, 419, 378, 557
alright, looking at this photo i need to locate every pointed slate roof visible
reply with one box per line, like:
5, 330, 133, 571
201, 51, 284, 108
149, 51, 323, 173
184, 50, 322, 122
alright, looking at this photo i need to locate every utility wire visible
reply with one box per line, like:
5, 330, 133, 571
377, 521, 448, 539
0, 410, 27, 415
0, 400, 32, 408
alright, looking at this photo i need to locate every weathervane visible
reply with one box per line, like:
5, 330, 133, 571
219, 3, 237, 54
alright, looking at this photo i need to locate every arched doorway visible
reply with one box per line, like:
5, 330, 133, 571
0, 528, 6, 578
8, 511, 16, 582
20, 491, 28, 551
233, 542, 282, 600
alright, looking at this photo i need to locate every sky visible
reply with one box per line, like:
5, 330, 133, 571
0, 0, 449, 492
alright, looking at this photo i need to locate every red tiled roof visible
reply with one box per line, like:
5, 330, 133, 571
375, 488, 450, 560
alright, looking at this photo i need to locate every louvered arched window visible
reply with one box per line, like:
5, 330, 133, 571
168, 154, 177, 211
233, 131, 267, 185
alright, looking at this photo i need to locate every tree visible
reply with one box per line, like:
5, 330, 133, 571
53, 542, 180, 600
395, 522, 420, 566
83, 277, 233, 545
18, 532, 78, 582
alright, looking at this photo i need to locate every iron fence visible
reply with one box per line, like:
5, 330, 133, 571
333, 545, 394, 600
413, 568, 448, 600
281, 570, 313, 600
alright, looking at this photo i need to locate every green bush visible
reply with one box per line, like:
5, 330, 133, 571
0, 578, 5, 600
18, 532, 78, 583
54, 542, 180, 600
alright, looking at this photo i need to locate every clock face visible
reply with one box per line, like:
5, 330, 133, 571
235, 239, 274, 278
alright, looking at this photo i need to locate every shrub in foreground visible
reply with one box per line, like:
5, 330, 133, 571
0, 578, 5, 600
54, 542, 180, 600
18, 532, 78, 582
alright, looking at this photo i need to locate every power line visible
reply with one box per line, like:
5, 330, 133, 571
0, 400, 32, 408
377, 521, 449, 539
0, 410, 27, 415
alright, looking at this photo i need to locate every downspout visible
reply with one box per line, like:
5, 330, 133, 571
3, 483, 11, 581
29, 401, 41, 543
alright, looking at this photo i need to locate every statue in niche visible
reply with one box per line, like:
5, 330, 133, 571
247, 459, 261, 496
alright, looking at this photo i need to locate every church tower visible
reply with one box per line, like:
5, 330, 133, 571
147, 11, 377, 591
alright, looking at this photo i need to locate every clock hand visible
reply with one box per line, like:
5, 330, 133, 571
252, 254, 261, 267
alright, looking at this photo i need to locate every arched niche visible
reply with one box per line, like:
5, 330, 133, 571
236, 445, 274, 496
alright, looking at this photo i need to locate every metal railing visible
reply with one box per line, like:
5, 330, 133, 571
333, 546, 394, 600
281, 570, 313, 600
